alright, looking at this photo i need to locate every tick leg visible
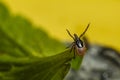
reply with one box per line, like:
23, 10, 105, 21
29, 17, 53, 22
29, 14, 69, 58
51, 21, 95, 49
69, 44, 76, 59
67, 43, 76, 59
66, 42, 75, 49
66, 29, 75, 40
73, 46, 76, 59
70, 45, 73, 53
79, 23, 90, 38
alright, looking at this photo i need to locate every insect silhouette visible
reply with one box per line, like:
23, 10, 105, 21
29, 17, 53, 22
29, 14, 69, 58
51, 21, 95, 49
66, 23, 90, 58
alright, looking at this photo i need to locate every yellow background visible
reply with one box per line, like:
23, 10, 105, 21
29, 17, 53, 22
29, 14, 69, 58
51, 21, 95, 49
2, 0, 120, 50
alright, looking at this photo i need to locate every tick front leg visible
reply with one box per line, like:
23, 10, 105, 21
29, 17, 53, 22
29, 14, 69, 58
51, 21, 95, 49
73, 46, 76, 59
69, 43, 76, 59
66, 42, 75, 49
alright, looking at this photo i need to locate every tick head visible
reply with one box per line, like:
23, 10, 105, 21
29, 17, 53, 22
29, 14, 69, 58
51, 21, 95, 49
76, 39, 84, 48
74, 34, 84, 48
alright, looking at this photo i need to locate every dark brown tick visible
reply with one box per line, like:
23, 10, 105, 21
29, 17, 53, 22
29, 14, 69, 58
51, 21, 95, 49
66, 23, 90, 58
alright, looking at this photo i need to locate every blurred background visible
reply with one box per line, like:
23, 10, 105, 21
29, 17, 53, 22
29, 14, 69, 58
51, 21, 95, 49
2, 0, 120, 51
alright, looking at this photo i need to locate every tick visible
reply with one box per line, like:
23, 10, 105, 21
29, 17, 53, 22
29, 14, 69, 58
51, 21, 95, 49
66, 23, 90, 58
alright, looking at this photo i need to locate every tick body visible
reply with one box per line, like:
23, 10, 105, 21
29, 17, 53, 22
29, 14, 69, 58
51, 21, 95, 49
66, 23, 90, 58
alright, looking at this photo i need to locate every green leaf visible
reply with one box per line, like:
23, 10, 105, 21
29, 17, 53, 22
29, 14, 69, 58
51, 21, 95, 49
0, 50, 73, 80
71, 56, 83, 70
0, 15, 66, 57
0, 2, 83, 80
